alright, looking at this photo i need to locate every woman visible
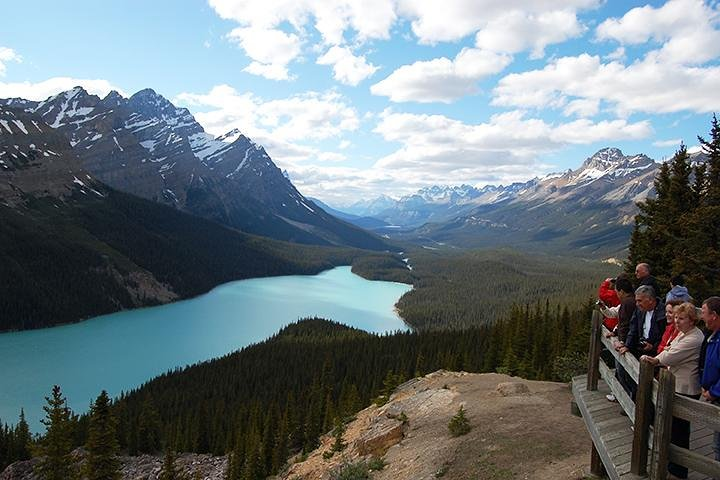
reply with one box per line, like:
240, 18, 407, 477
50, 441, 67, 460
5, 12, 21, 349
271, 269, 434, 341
657, 299, 683, 354
641, 302, 704, 479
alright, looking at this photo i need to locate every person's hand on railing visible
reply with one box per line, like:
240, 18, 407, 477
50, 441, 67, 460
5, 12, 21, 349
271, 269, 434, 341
701, 388, 717, 402
615, 342, 629, 355
605, 330, 616, 338
639, 355, 659, 366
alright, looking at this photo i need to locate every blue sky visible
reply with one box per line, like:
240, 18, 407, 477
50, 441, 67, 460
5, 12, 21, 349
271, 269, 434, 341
1, 0, 719, 205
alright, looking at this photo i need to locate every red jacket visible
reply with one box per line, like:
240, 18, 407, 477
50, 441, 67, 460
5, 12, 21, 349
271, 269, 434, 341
598, 278, 620, 330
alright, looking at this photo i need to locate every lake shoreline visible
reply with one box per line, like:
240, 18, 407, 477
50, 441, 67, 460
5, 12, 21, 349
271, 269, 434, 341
0, 266, 412, 432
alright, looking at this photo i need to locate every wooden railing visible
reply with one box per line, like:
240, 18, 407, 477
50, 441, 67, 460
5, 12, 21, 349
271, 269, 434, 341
586, 310, 720, 479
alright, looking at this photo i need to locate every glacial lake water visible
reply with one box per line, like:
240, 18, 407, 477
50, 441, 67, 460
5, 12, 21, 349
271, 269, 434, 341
0, 266, 412, 432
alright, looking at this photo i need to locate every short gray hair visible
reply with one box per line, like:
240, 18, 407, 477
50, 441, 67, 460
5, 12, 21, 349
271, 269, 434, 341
635, 285, 656, 299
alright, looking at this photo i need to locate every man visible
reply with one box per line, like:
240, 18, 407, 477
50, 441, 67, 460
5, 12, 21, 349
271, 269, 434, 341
635, 263, 662, 299
619, 285, 666, 357
616, 285, 666, 400
701, 296, 720, 461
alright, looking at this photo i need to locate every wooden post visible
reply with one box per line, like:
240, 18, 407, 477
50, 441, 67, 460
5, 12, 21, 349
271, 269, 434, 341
591, 442, 607, 477
631, 358, 655, 475
650, 369, 675, 480
587, 310, 602, 391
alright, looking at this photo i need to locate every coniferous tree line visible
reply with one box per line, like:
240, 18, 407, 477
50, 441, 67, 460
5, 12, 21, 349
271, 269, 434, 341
2, 303, 593, 478
395, 249, 613, 330
0, 410, 32, 471
627, 115, 720, 299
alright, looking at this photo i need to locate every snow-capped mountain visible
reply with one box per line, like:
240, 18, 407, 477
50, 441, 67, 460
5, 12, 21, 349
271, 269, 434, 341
0, 104, 106, 205
406, 147, 665, 255
340, 147, 690, 255
1, 87, 389, 250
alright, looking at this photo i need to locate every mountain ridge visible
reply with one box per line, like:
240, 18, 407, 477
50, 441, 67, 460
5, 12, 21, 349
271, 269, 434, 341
1, 87, 390, 251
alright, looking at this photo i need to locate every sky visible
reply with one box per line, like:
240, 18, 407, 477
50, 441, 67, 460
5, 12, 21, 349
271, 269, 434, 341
1, 0, 719, 206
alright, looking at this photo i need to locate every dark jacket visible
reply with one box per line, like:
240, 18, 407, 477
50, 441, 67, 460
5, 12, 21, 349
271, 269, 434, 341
701, 331, 720, 399
616, 296, 636, 343
626, 300, 666, 356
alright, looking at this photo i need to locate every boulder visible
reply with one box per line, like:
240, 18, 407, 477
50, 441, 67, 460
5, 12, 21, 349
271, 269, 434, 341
496, 382, 530, 396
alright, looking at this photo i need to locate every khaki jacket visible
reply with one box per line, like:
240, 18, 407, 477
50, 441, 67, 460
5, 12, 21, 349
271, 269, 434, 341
655, 327, 704, 395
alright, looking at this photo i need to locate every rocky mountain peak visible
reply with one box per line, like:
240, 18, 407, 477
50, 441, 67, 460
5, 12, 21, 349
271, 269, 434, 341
101, 90, 124, 107
580, 147, 654, 172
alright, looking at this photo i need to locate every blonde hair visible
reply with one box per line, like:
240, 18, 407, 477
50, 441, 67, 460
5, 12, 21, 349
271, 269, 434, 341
673, 302, 697, 324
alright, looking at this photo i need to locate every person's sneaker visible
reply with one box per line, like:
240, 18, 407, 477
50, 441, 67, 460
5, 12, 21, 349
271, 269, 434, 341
606, 394, 617, 402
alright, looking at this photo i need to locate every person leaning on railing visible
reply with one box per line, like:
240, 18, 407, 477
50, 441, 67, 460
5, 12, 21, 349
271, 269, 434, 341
641, 302, 704, 479
700, 296, 720, 463
603, 277, 637, 401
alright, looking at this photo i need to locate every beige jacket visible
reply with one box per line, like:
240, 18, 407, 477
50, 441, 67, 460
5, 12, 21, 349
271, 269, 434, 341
655, 327, 704, 395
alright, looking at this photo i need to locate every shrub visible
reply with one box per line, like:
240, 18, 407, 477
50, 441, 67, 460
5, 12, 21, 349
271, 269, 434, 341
552, 352, 588, 382
332, 461, 370, 480
448, 405, 471, 437
367, 457, 386, 471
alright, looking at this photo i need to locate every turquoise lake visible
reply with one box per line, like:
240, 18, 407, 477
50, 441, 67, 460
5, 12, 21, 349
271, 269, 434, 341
0, 266, 412, 432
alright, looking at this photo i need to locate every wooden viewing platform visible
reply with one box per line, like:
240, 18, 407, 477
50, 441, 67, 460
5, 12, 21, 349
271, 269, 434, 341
572, 311, 720, 480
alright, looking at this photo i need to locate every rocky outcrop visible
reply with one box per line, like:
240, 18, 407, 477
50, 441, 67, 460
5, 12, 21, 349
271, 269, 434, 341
276, 370, 591, 480
0, 451, 227, 480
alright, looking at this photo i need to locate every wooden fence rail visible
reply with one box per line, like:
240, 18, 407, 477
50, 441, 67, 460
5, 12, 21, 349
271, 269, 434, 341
578, 310, 720, 480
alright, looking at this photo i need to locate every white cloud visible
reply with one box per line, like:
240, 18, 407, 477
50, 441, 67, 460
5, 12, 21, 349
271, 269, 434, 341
370, 48, 511, 103
371, 109, 651, 183
492, 53, 720, 116
209, 0, 599, 83
209, 0, 395, 81
0, 77, 126, 101
596, 0, 720, 65
227, 27, 301, 80
563, 98, 600, 117
175, 84, 359, 163
397, 0, 598, 44
474, 9, 585, 58
653, 139, 683, 148
604, 46, 625, 61
0, 47, 21, 76
209, 0, 396, 44
317, 46, 378, 86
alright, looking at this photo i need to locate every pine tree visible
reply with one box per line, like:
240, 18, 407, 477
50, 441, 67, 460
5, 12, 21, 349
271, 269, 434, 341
330, 418, 346, 453
136, 396, 162, 453
84, 391, 120, 480
14, 409, 32, 462
448, 405, 471, 437
159, 448, 184, 480
699, 113, 720, 206
34, 385, 77, 480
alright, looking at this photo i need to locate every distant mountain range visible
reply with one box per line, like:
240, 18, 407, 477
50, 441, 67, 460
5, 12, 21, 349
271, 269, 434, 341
328, 148, 707, 256
1, 87, 388, 251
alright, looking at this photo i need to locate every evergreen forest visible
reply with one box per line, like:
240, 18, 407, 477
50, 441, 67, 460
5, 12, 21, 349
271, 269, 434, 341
627, 114, 720, 300
1, 300, 594, 476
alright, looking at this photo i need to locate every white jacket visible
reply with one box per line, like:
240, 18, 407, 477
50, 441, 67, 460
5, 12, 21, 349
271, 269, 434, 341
655, 327, 704, 395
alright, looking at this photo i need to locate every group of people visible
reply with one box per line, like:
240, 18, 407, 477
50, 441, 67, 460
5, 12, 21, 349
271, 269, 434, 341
597, 263, 720, 479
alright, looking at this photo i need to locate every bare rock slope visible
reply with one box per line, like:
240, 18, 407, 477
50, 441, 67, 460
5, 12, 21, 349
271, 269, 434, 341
278, 371, 591, 480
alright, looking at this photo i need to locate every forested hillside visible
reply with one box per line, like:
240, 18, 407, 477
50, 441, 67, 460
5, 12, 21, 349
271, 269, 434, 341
0, 306, 593, 476
0, 188, 392, 332
394, 249, 615, 330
